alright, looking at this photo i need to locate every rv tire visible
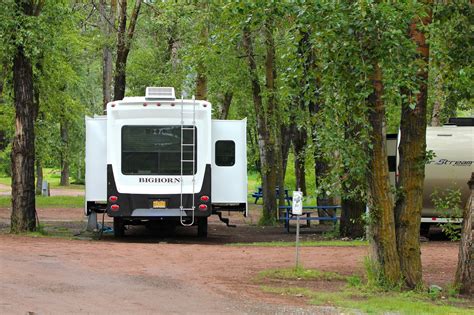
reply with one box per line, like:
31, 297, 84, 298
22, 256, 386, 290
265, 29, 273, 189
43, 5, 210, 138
197, 217, 208, 238
420, 223, 430, 237
113, 217, 125, 237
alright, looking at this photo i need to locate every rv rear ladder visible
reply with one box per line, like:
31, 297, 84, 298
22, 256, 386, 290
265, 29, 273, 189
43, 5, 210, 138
179, 96, 197, 226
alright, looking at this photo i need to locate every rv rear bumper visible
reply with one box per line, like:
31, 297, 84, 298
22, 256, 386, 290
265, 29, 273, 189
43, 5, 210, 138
106, 164, 212, 218
131, 208, 206, 217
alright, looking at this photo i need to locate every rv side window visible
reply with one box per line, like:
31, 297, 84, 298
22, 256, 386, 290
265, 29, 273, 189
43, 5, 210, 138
215, 141, 235, 166
121, 125, 197, 175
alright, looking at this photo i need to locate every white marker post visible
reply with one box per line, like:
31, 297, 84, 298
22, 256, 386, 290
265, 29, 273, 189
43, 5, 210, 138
292, 189, 303, 268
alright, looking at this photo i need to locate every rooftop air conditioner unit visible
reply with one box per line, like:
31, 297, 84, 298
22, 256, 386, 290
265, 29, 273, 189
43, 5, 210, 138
145, 87, 176, 100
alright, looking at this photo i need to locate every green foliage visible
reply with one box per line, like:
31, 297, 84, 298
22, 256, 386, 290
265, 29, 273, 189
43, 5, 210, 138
347, 275, 363, 287
258, 267, 347, 282
0, 195, 84, 208
1, 1, 469, 198
0, 143, 12, 176
260, 275, 471, 314
429, 3, 474, 123
363, 256, 402, 291
431, 188, 463, 241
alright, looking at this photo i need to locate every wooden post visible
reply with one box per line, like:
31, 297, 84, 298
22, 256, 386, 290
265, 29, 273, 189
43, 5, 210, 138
455, 172, 473, 295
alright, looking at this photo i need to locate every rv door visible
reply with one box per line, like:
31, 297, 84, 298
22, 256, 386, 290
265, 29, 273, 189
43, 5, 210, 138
211, 119, 247, 214
85, 116, 107, 215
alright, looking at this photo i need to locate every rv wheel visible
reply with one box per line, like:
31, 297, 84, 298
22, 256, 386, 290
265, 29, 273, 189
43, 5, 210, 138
197, 217, 208, 238
420, 223, 430, 237
113, 218, 125, 237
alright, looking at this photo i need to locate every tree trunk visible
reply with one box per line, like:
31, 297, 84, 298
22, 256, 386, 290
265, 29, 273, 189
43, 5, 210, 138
113, 0, 128, 101
305, 75, 334, 220
195, 4, 208, 100
367, 62, 401, 285
278, 125, 291, 207
0, 64, 6, 153
395, 10, 431, 289
35, 159, 42, 196
340, 118, 366, 238
10, 0, 39, 233
264, 18, 286, 210
455, 173, 473, 295
340, 198, 365, 238
242, 25, 278, 223
292, 28, 311, 196
219, 91, 233, 120
60, 122, 70, 186
430, 74, 443, 127
312, 119, 335, 222
195, 71, 207, 100
99, 0, 115, 110
299, 27, 334, 221
293, 127, 307, 195
166, 22, 179, 69
113, 0, 142, 101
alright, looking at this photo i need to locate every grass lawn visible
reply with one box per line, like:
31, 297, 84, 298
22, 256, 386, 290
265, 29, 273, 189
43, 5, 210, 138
0, 168, 84, 190
247, 153, 321, 205
0, 177, 11, 186
258, 267, 473, 315
0, 196, 84, 208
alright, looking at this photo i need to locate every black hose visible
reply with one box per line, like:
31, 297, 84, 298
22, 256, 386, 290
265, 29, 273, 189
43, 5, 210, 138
98, 210, 106, 240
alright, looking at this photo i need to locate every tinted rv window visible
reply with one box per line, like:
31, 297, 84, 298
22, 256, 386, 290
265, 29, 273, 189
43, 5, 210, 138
122, 126, 197, 175
215, 141, 235, 166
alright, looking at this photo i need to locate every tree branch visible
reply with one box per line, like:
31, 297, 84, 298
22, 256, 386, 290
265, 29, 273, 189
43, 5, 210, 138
126, 0, 142, 50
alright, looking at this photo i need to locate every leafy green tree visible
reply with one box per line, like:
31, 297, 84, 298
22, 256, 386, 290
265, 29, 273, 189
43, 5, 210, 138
0, 0, 47, 232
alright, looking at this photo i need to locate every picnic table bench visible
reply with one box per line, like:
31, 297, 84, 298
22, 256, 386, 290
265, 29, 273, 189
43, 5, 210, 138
251, 187, 292, 206
279, 205, 341, 233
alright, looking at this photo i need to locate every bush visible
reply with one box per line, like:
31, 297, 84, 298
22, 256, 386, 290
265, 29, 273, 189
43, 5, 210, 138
431, 188, 462, 241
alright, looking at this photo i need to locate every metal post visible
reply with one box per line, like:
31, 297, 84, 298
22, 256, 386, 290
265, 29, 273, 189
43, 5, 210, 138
296, 213, 300, 268
365, 204, 370, 240
294, 187, 302, 268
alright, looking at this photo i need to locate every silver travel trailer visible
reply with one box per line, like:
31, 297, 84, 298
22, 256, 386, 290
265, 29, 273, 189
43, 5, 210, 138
387, 117, 474, 233
85, 87, 247, 237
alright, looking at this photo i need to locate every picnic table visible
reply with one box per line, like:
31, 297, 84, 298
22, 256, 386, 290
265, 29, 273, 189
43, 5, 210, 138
279, 205, 341, 233
251, 187, 292, 206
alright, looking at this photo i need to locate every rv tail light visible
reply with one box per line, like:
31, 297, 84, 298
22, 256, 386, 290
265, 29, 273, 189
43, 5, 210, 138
199, 204, 208, 211
143, 102, 148, 107
432, 217, 437, 221
200, 195, 209, 202
109, 195, 118, 203
111, 204, 120, 211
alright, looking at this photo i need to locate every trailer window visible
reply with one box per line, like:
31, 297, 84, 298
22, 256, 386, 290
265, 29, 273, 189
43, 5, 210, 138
215, 140, 235, 166
122, 126, 197, 175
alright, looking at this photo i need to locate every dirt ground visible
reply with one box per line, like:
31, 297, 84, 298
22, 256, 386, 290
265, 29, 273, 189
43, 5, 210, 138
0, 206, 464, 314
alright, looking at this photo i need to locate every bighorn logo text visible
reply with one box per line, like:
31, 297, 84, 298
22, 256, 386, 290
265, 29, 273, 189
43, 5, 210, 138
139, 177, 181, 183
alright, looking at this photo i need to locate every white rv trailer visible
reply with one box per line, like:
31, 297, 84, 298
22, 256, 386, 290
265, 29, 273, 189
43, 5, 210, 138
85, 87, 247, 237
387, 117, 474, 233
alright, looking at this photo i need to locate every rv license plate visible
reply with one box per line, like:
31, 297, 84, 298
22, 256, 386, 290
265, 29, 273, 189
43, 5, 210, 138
152, 200, 167, 209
